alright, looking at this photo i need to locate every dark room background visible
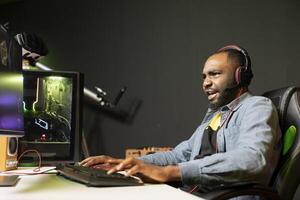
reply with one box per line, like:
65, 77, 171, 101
0, 1, 300, 196
1, 0, 299, 156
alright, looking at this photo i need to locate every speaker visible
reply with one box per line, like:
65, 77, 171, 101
0, 136, 18, 171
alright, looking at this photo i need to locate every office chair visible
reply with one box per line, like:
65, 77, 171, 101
195, 86, 300, 200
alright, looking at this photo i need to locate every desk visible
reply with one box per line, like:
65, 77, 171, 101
0, 173, 203, 200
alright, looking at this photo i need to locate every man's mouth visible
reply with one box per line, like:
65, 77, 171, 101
206, 91, 218, 101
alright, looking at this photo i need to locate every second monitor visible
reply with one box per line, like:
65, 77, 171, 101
20, 70, 83, 165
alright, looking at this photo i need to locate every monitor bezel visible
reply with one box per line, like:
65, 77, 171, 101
21, 69, 83, 164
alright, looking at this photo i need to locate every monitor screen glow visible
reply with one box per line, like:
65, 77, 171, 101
20, 70, 83, 163
0, 27, 24, 136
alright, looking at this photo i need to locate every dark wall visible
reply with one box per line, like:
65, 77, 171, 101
1, 0, 300, 158
1, 0, 300, 198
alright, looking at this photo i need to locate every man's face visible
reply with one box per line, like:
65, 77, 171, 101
202, 52, 239, 109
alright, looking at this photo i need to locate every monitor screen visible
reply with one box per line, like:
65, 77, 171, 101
20, 70, 83, 164
0, 72, 24, 136
0, 25, 24, 137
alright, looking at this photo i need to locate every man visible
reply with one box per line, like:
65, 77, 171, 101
80, 45, 281, 197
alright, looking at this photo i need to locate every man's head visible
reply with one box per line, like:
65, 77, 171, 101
202, 45, 253, 109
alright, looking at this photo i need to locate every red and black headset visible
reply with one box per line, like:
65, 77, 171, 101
217, 44, 253, 87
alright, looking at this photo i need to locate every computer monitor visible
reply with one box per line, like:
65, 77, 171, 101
0, 25, 24, 137
19, 70, 83, 164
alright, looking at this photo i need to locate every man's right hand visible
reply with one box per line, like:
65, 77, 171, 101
79, 155, 122, 167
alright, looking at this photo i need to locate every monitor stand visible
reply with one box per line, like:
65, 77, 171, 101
0, 175, 19, 186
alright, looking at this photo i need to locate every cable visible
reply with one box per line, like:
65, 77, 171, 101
17, 149, 42, 173
188, 185, 199, 193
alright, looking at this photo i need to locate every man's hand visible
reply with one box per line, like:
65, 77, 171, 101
107, 157, 181, 183
79, 155, 122, 167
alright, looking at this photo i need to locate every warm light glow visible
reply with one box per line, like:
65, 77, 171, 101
0, 73, 23, 84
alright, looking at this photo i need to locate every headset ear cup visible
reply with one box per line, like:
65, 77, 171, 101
235, 67, 241, 85
218, 44, 253, 86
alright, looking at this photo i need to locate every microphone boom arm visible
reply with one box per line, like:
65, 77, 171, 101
35, 62, 126, 108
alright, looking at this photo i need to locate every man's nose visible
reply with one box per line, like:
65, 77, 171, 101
203, 77, 212, 88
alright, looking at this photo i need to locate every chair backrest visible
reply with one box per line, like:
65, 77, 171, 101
263, 86, 300, 200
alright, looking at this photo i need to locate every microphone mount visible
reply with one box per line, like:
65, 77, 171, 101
95, 86, 127, 108
33, 62, 127, 109
16, 32, 139, 122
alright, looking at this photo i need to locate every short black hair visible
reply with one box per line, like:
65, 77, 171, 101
216, 48, 247, 69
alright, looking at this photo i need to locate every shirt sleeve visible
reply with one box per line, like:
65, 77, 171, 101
178, 97, 281, 186
138, 125, 202, 166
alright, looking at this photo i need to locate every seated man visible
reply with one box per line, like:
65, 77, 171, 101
80, 45, 281, 198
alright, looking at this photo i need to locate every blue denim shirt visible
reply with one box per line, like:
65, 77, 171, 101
140, 92, 281, 189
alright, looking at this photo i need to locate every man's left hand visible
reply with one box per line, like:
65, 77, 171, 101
107, 157, 181, 183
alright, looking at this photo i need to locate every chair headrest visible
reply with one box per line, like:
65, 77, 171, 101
262, 86, 297, 131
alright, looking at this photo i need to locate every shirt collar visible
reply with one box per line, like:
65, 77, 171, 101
207, 91, 252, 113
202, 92, 252, 124
223, 91, 252, 111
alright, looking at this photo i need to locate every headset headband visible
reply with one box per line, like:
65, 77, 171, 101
217, 44, 249, 70
217, 44, 253, 86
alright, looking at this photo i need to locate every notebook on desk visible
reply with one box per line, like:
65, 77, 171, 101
56, 164, 143, 187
